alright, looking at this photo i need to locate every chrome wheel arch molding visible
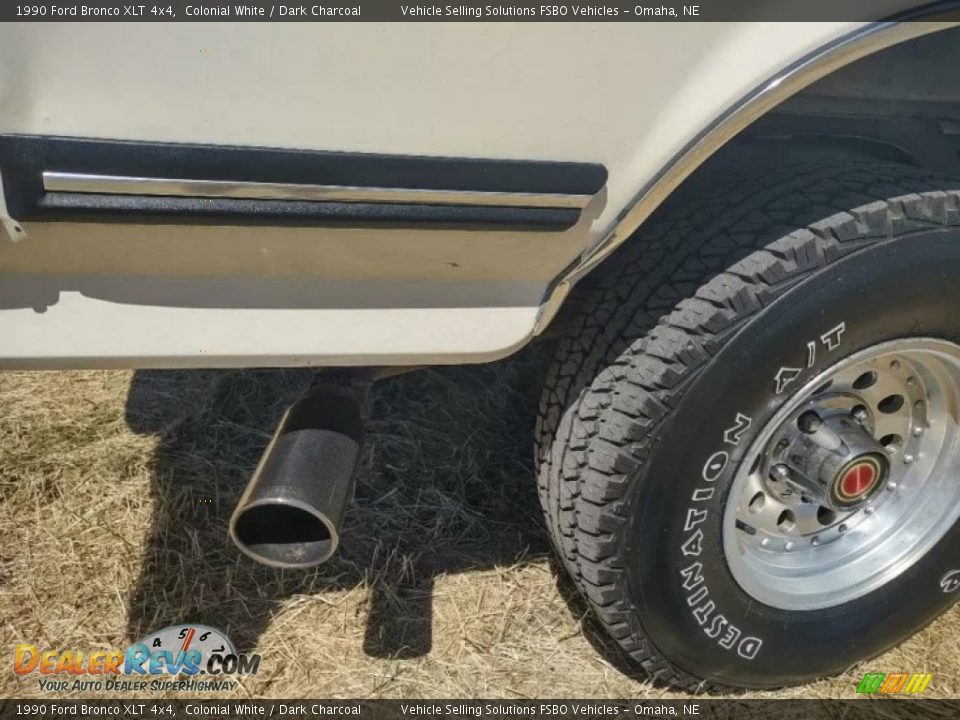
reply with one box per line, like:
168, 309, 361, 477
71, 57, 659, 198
534, 20, 960, 335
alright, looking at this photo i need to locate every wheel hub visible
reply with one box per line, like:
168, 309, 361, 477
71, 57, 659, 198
723, 338, 960, 610
769, 409, 888, 511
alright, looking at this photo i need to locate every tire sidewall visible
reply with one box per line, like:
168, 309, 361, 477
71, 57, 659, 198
625, 229, 960, 687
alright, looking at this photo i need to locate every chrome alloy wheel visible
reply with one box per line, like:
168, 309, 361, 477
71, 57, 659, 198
723, 339, 960, 610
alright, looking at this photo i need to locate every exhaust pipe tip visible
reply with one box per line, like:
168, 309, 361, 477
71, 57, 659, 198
231, 498, 340, 568
229, 384, 365, 569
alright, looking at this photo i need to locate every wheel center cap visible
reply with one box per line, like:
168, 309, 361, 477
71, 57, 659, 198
836, 457, 883, 501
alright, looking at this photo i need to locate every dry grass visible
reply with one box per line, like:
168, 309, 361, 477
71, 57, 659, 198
1, 345, 958, 699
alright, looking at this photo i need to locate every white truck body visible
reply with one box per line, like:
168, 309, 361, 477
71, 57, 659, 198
0, 21, 952, 367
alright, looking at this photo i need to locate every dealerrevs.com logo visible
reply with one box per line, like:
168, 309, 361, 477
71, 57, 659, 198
13, 625, 260, 693
856, 672, 932, 695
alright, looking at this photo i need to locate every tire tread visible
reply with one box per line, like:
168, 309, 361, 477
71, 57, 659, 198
535, 162, 960, 691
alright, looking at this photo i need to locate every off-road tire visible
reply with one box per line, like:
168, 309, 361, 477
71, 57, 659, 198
536, 161, 960, 690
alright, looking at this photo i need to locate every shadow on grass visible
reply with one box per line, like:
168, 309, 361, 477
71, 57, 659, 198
122, 345, 568, 661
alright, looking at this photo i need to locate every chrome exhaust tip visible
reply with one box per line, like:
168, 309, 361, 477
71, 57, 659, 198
229, 384, 365, 569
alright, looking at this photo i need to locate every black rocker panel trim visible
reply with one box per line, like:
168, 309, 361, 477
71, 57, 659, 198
35, 193, 577, 229
0, 135, 607, 230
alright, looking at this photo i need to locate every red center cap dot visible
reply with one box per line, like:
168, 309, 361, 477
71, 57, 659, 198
840, 462, 877, 498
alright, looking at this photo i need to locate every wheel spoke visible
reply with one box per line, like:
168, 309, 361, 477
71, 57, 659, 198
790, 501, 825, 535
856, 369, 910, 413
873, 413, 911, 447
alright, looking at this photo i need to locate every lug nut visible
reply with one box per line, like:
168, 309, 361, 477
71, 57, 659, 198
852, 406, 869, 424
770, 464, 791, 482
904, 454, 915, 464
912, 426, 924, 437
797, 410, 822, 434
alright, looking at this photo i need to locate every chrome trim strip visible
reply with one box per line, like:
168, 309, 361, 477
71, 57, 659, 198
42, 172, 593, 210
534, 21, 960, 334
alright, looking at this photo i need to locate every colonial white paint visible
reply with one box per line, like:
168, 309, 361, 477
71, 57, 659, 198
0, 22, 909, 367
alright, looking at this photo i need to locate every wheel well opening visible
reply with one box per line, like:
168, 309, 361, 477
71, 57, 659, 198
546, 25, 960, 336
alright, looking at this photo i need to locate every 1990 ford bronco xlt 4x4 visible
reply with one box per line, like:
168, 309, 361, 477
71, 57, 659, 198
4, 18, 960, 691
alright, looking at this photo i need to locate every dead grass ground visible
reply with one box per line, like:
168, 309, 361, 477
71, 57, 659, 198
1, 346, 958, 700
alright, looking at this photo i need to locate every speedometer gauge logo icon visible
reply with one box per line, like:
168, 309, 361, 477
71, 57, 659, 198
132, 624, 236, 674
127, 624, 259, 677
